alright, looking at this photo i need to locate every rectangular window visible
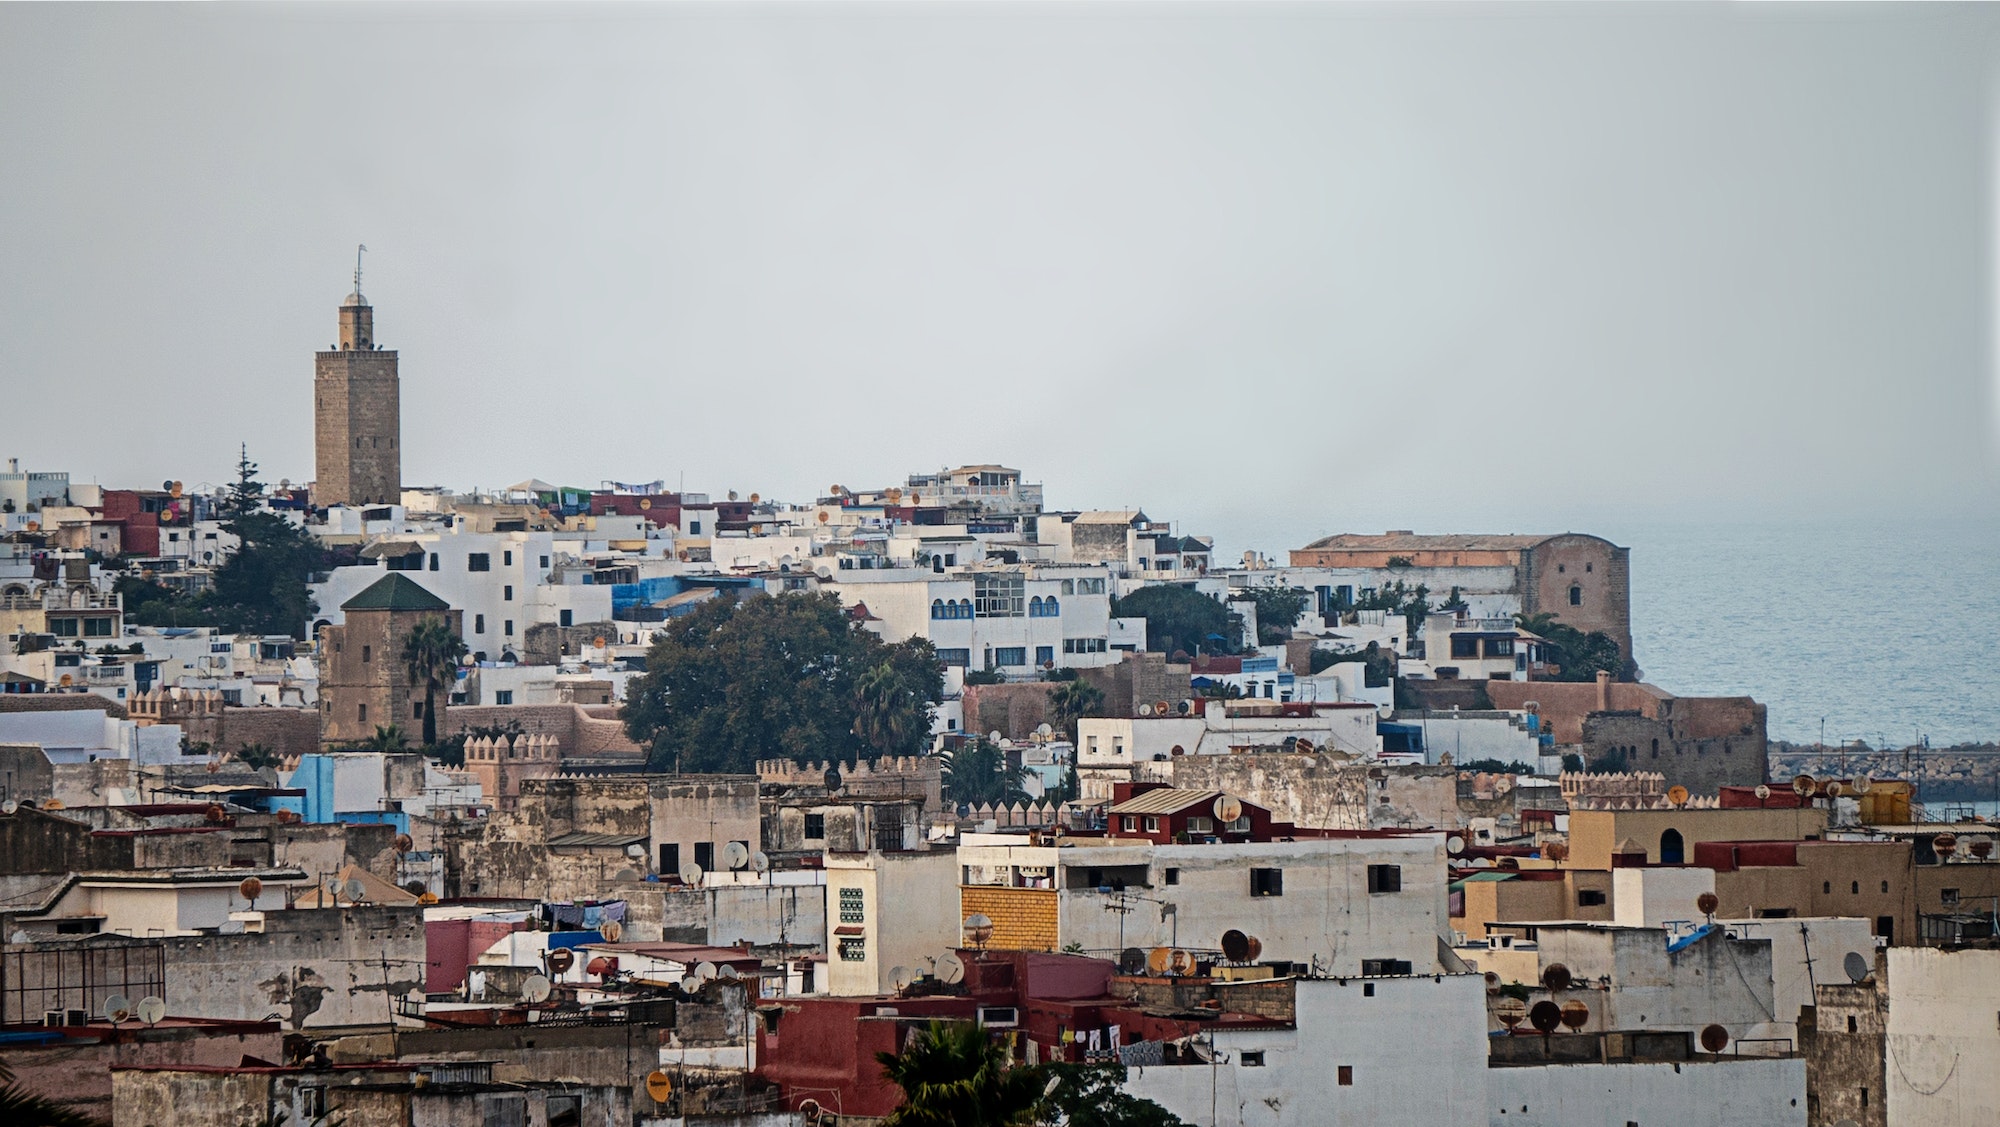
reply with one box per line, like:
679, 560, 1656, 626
1240, 1051, 1265, 1067
994, 647, 1026, 667
1186, 816, 1212, 834
839, 937, 866, 961
50, 618, 77, 637
694, 842, 713, 870
1122, 816, 1138, 832
1251, 868, 1284, 897
937, 648, 970, 668
299, 1087, 326, 1118
362, 645, 371, 663
839, 887, 865, 923
660, 843, 680, 875
1337, 1066, 1353, 1086
468, 553, 490, 571
1036, 645, 1054, 667
1449, 636, 1479, 659
974, 572, 1025, 618
1164, 867, 1180, 885
1577, 889, 1607, 907
1064, 638, 1108, 654
1362, 959, 1413, 976
1483, 637, 1514, 658
358, 703, 368, 722
475, 614, 486, 633
503, 550, 513, 566
1227, 814, 1250, 834
806, 813, 826, 839
540, 555, 550, 569
1367, 864, 1402, 894
546, 1095, 581, 1127
1144, 816, 1160, 833
495, 690, 513, 705
559, 609, 573, 627
85, 617, 114, 637
690, 520, 702, 535
430, 552, 439, 571
504, 585, 514, 601
1941, 888, 1961, 906
504, 620, 514, 636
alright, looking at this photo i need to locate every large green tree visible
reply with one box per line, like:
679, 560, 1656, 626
1110, 585, 1242, 657
876, 1020, 1045, 1127
623, 592, 942, 773
402, 614, 468, 746
1514, 612, 1627, 682
1234, 585, 1310, 646
941, 739, 1032, 808
1033, 1062, 1191, 1127
1048, 679, 1104, 744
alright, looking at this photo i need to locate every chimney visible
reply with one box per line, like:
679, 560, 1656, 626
1595, 670, 1612, 713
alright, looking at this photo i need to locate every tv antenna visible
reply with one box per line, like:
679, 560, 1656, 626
353, 244, 367, 295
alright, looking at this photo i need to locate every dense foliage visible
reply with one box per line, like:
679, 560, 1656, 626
1048, 679, 1105, 743
941, 739, 1032, 808
401, 615, 467, 746
622, 591, 942, 773
1109, 585, 1242, 657
1234, 585, 1311, 645
876, 1021, 1045, 1127
1033, 1062, 1192, 1127
1514, 612, 1627, 681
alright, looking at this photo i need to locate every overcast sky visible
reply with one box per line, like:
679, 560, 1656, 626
3, 3, 1996, 557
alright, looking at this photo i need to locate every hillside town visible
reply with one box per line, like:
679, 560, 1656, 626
1, 283, 1995, 1127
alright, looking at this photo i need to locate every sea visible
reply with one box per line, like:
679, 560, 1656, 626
1609, 515, 2000, 750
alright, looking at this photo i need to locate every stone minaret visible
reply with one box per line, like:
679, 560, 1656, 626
314, 252, 401, 507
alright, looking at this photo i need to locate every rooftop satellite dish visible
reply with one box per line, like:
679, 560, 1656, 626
1146, 947, 1173, 975
1037, 722, 1053, 737
103, 994, 132, 1024
1296, 739, 1314, 754
823, 767, 843, 791
890, 965, 915, 990
678, 975, 701, 993
645, 1069, 675, 1105
1118, 947, 1148, 974
1971, 838, 1994, 860
1843, 951, 1871, 984
1697, 892, 1721, 918
1792, 774, 1818, 798
1934, 833, 1958, 858
1447, 835, 1466, 855
988, 730, 1004, 745
1824, 781, 1845, 798
601, 920, 624, 943
1168, 948, 1193, 976
723, 841, 751, 870
343, 878, 367, 903
1213, 796, 1244, 825
547, 947, 575, 975
625, 843, 647, 860
1, 799, 16, 815
1496, 998, 1527, 1030
325, 877, 343, 900
751, 851, 771, 874
238, 876, 263, 905
394, 833, 415, 855
695, 961, 718, 983
1853, 775, 1874, 795
1528, 1000, 1562, 1034
1179, 699, 1196, 715
1220, 929, 1252, 963
937, 951, 966, 984
521, 975, 552, 1003
1541, 964, 1572, 993
1753, 784, 1772, 801
1137, 704, 1154, 717
1699, 1024, 1730, 1054
680, 863, 704, 885
719, 964, 740, 981
1666, 785, 1690, 807
136, 996, 166, 1026
1484, 971, 1502, 993
613, 868, 641, 882
1559, 999, 1590, 1031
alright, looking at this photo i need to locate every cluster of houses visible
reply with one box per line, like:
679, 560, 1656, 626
0, 289, 1991, 1126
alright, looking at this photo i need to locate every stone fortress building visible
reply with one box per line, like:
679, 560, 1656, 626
314, 251, 402, 506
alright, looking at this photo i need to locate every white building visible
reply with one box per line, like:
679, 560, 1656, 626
0, 708, 184, 766
824, 849, 961, 997
1077, 699, 1382, 772
828, 563, 1130, 676
1883, 946, 2000, 1125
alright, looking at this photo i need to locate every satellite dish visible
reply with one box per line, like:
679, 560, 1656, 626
1496, 998, 1527, 1030
1168, 949, 1193, 976
645, 1070, 675, 1104
521, 975, 552, 1003
937, 951, 966, 984
1146, 947, 1172, 975
1753, 784, 1772, 801
1037, 722, 1053, 737
1971, 838, 1994, 860
238, 876, 264, 904
1934, 833, 1958, 858
601, 920, 624, 943
547, 947, 575, 975
1118, 948, 1148, 974
1296, 739, 1314, 754
1559, 1000, 1590, 1031
751, 851, 771, 874
614, 868, 641, 882
1221, 929, 1252, 963
1541, 964, 1572, 993
1824, 781, 1845, 798
1137, 704, 1154, 717
721, 964, 742, 981
1528, 1000, 1562, 1034
1484, 971, 1501, 993
136, 996, 166, 1026
1853, 775, 1874, 795
890, 965, 915, 990
823, 767, 843, 792
1245, 935, 1262, 961
1666, 785, 1690, 807
1447, 835, 1466, 856
1697, 892, 1721, 917
988, 730, 1004, 745
695, 961, 718, 983
394, 833, 415, 855
678, 975, 701, 993
1, 799, 16, 815
103, 994, 133, 1024
343, 878, 367, 903
43, 799, 64, 810
1213, 797, 1244, 825
626, 843, 647, 860
1843, 951, 1871, 984
680, 863, 704, 885
723, 841, 751, 870
325, 878, 344, 900
1699, 1024, 1730, 1054
1792, 774, 1818, 798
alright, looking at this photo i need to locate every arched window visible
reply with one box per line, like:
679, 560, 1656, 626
1569, 585, 1582, 606
1045, 597, 1059, 617
1660, 829, 1685, 865
957, 600, 972, 619
1061, 580, 1075, 595
931, 600, 945, 620
1029, 597, 1044, 617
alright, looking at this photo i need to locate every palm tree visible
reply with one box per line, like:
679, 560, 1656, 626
853, 661, 916, 757
1048, 679, 1104, 744
365, 724, 410, 752
401, 615, 467, 747
0, 1060, 107, 1127
876, 1020, 1044, 1127
941, 740, 1031, 809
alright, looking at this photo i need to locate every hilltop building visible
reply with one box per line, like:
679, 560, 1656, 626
313, 268, 401, 507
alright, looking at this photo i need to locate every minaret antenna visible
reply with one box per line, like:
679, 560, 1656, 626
354, 244, 367, 295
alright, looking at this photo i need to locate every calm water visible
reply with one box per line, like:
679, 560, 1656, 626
1613, 517, 2000, 747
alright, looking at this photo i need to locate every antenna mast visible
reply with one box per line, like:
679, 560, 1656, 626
354, 244, 368, 294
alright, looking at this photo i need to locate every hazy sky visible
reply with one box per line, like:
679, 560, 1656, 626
4, 3, 1997, 558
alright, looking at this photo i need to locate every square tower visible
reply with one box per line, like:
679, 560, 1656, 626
314, 281, 401, 507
